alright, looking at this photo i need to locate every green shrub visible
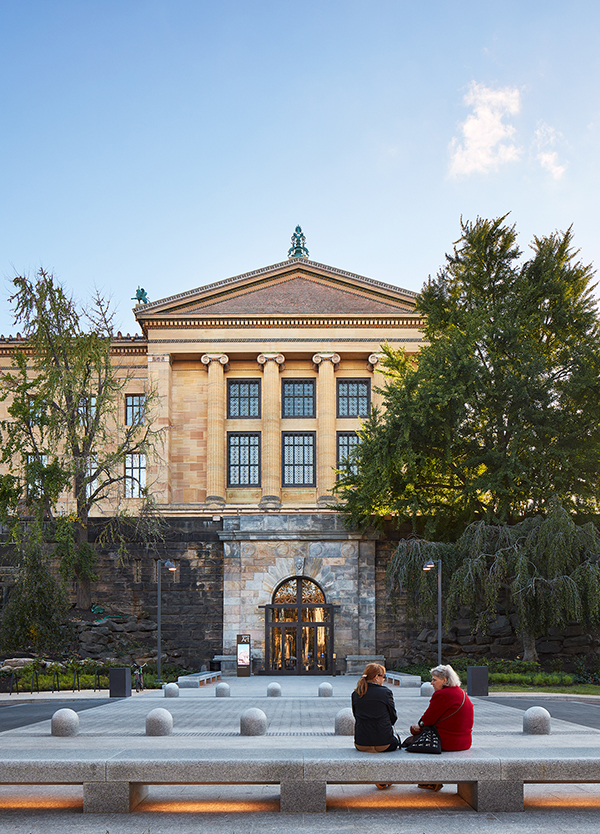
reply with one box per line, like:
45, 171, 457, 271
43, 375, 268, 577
393, 661, 575, 687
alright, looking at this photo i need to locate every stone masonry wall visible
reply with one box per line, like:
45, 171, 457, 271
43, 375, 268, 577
83, 518, 223, 670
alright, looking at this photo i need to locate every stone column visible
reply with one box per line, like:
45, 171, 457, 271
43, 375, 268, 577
147, 354, 172, 505
201, 353, 229, 505
313, 352, 340, 505
257, 353, 285, 508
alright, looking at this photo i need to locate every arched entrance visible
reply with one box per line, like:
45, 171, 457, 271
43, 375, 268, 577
264, 576, 334, 675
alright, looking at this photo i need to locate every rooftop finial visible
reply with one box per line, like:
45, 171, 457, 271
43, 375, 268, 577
288, 225, 309, 259
131, 287, 149, 305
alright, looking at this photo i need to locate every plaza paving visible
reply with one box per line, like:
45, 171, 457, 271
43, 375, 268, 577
1, 675, 600, 832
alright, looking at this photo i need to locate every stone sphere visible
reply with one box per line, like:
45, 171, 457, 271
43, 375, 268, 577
267, 682, 282, 697
318, 682, 334, 697
164, 683, 180, 698
334, 707, 355, 736
51, 708, 79, 737
420, 682, 435, 697
240, 707, 268, 736
523, 706, 551, 735
146, 708, 173, 736
215, 682, 230, 698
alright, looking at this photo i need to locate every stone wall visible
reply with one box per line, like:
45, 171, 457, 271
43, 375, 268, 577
81, 518, 224, 670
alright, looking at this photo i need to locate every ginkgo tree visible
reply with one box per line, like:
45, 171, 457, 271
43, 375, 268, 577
0, 269, 163, 610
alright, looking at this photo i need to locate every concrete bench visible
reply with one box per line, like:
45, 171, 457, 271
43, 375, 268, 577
384, 672, 422, 688
2, 747, 600, 813
176, 671, 221, 688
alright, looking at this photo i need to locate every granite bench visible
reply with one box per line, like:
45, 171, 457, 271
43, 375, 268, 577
383, 672, 422, 688
2, 747, 600, 813
176, 671, 221, 688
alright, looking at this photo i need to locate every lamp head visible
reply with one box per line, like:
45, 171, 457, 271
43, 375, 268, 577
423, 559, 435, 571
164, 559, 176, 572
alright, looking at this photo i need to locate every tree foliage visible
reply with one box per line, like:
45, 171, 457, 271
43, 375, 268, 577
0, 521, 70, 654
335, 216, 600, 538
387, 499, 600, 661
0, 270, 163, 609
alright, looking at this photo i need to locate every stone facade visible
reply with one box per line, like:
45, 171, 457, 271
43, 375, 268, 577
219, 514, 378, 670
126, 249, 424, 672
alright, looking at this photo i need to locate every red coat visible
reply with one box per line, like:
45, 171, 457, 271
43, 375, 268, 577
419, 686, 474, 751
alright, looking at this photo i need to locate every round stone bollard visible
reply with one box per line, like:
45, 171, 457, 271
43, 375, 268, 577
334, 707, 355, 736
164, 683, 179, 698
240, 707, 268, 736
51, 708, 79, 737
420, 682, 434, 697
216, 682, 231, 698
318, 682, 333, 697
523, 706, 551, 734
146, 708, 173, 736
267, 682, 282, 697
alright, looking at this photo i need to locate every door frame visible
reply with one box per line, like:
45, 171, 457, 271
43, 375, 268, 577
263, 576, 334, 675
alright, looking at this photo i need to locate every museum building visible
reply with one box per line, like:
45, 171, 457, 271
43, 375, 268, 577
127, 228, 425, 674
0, 228, 426, 675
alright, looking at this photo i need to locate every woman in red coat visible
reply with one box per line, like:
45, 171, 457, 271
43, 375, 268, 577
408, 664, 474, 791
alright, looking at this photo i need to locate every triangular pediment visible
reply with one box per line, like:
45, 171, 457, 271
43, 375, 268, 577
181, 276, 410, 315
135, 258, 417, 325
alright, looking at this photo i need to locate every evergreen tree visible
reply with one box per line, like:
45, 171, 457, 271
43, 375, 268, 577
336, 216, 600, 537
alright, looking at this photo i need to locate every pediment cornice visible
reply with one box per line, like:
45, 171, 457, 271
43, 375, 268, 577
142, 312, 424, 331
135, 258, 418, 322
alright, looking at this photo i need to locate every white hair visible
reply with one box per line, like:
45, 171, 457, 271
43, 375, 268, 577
430, 664, 461, 688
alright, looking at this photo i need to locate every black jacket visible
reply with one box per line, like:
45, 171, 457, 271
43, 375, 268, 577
351, 682, 398, 747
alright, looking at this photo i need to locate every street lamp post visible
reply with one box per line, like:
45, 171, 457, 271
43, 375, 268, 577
156, 558, 176, 685
423, 558, 442, 666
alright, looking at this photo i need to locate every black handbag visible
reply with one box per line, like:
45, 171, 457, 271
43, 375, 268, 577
405, 725, 442, 754
405, 690, 466, 755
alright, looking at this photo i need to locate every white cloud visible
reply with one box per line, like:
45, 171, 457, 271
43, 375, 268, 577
534, 123, 566, 179
448, 82, 521, 178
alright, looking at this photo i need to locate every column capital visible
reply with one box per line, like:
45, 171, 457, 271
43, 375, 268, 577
312, 352, 340, 369
201, 353, 229, 367
367, 353, 382, 371
257, 353, 285, 369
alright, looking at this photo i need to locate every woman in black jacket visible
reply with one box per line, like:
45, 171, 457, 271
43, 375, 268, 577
351, 663, 399, 752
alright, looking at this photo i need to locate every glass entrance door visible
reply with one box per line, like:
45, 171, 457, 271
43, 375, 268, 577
265, 577, 333, 675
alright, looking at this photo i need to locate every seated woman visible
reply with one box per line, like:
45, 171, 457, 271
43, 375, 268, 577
351, 663, 399, 752
407, 663, 474, 791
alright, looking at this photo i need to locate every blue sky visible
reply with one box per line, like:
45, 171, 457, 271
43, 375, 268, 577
1, 1, 598, 335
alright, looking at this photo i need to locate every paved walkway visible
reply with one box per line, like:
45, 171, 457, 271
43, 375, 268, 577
1, 676, 600, 832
